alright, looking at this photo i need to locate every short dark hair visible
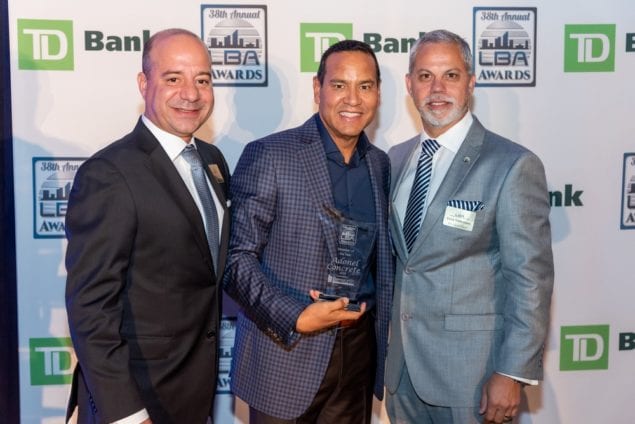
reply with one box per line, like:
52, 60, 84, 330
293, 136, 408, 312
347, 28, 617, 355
408, 29, 473, 75
141, 28, 208, 75
316, 40, 381, 85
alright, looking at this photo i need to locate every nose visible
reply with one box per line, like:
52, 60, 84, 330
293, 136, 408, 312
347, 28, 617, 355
430, 77, 445, 93
180, 79, 200, 102
344, 86, 361, 105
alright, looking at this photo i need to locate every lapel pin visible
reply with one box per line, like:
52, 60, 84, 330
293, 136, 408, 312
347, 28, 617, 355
208, 164, 224, 183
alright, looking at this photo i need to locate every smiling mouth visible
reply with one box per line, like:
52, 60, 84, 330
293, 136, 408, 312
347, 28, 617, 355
339, 111, 362, 118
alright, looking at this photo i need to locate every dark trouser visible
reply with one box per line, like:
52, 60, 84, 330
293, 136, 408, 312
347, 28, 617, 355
250, 313, 376, 424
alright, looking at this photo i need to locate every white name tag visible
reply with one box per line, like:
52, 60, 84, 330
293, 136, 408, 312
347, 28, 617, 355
443, 206, 476, 231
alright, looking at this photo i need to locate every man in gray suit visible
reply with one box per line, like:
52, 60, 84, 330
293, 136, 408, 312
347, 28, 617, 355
385, 30, 554, 424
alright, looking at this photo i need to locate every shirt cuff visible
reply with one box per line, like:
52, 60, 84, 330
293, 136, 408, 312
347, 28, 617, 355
497, 372, 538, 386
110, 409, 149, 424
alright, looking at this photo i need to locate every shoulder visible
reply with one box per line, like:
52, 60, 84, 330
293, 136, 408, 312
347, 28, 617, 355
481, 128, 541, 166
387, 135, 419, 159
367, 144, 390, 167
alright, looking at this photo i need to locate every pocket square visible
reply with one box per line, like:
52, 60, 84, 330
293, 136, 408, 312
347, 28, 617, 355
447, 200, 485, 211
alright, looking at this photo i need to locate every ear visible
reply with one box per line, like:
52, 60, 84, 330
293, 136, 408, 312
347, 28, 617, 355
137, 72, 148, 98
468, 74, 476, 95
312, 76, 321, 105
405, 73, 413, 96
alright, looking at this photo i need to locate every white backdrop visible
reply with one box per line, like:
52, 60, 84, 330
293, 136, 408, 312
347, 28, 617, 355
9, 0, 634, 422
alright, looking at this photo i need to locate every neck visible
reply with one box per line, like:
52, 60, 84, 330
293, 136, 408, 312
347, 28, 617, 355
334, 139, 358, 164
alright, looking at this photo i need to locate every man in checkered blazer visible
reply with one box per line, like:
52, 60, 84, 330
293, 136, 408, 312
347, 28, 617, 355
224, 40, 393, 423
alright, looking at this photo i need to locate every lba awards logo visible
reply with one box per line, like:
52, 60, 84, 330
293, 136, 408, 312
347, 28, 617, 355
473, 7, 537, 87
33, 158, 84, 238
621, 153, 635, 229
217, 317, 236, 394
201, 5, 268, 87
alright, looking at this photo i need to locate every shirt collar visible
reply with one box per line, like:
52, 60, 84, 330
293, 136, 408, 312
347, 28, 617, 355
421, 112, 473, 154
314, 113, 369, 161
141, 115, 194, 161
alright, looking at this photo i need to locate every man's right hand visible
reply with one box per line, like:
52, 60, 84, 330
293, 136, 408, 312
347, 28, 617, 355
295, 290, 366, 333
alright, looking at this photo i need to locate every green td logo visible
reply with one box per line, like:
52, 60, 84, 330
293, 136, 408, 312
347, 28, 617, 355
560, 325, 609, 371
18, 19, 74, 70
564, 24, 615, 72
300, 23, 353, 72
30, 337, 74, 385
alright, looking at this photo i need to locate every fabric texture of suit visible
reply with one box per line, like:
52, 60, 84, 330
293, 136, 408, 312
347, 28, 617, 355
65, 118, 230, 423
223, 114, 394, 420
385, 117, 554, 407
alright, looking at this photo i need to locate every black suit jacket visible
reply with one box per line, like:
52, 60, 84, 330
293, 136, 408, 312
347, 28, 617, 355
65, 118, 230, 424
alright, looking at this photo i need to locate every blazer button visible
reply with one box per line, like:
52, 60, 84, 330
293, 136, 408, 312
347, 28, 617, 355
401, 313, 411, 321
206, 330, 216, 340
405, 267, 413, 274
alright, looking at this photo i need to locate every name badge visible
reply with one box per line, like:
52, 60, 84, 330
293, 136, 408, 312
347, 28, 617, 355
443, 206, 476, 231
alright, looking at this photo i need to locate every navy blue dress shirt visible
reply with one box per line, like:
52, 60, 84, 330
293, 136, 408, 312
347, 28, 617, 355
315, 115, 376, 310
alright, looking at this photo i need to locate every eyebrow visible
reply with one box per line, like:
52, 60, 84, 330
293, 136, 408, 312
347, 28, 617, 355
328, 78, 377, 85
160, 70, 212, 78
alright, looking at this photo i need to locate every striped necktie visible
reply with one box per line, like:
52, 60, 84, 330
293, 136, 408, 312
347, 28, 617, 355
181, 144, 220, 271
402, 139, 440, 253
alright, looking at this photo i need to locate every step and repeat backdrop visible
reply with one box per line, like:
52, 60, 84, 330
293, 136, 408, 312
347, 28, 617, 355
8, 0, 634, 422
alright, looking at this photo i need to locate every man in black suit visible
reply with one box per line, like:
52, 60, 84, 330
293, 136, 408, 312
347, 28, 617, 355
65, 28, 230, 424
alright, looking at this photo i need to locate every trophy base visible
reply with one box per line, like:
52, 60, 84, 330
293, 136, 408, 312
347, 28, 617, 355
318, 293, 361, 312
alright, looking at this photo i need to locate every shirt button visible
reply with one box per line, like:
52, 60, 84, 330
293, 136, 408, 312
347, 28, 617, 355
401, 313, 410, 321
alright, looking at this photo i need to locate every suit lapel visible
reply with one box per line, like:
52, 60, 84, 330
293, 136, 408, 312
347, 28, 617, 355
410, 119, 485, 254
366, 149, 385, 229
134, 121, 214, 274
195, 139, 230, 278
297, 118, 338, 261
390, 136, 420, 262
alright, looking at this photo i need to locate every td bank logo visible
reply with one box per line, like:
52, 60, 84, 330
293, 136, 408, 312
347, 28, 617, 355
300, 23, 353, 72
564, 24, 615, 72
560, 325, 609, 371
18, 19, 74, 70
30, 337, 74, 385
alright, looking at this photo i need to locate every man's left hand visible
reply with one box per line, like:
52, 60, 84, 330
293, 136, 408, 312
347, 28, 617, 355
479, 373, 521, 423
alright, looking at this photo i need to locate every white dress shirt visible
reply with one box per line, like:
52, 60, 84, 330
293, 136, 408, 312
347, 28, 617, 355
393, 112, 473, 227
142, 115, 224, 240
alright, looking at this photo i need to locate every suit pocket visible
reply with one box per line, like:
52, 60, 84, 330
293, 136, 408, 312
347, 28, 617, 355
444, 313, 503, 331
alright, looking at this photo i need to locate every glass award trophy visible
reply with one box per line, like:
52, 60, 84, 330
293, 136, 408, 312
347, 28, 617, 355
318, 206, 377, 312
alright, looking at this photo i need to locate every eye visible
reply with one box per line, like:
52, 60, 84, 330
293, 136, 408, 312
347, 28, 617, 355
166, 77, 179, 84
446, 72, 460, 80
360, 83, 373, 91
332, 82, 345, 89
196, 78, 211, 86
418, 72, 432, 81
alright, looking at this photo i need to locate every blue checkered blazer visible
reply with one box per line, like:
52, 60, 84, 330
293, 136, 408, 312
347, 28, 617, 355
223, 114, 394, 419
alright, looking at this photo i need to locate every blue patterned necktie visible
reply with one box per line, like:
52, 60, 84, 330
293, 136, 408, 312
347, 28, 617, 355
402, 139, 440, 253
181, 144, 220, 271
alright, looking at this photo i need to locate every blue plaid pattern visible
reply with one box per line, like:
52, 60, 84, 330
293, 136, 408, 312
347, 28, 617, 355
223, 115, 393, 420
447, 199, 485, 211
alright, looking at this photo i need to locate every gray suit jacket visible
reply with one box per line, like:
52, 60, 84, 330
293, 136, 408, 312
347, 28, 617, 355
385, 117, 554, 407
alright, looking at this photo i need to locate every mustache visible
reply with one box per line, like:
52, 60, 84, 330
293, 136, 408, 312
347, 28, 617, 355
424, 95, 455, 105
